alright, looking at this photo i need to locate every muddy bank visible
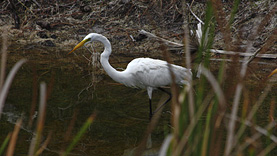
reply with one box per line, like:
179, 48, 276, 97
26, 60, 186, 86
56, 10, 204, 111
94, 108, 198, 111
0, 0, 276, 56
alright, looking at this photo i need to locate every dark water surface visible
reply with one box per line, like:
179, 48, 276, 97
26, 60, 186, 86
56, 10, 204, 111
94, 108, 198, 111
1, 44, 276, 155
0, 45, 171, 156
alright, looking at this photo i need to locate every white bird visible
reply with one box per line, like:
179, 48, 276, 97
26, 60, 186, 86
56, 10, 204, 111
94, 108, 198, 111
69, 33, 192, 119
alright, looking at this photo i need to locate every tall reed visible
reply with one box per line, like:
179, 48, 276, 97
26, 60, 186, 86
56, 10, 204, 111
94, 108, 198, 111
0, 33, 95, 156
158, 1, 277, 156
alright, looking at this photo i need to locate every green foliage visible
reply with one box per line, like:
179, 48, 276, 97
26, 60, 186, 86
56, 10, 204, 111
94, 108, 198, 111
228, 0, 240, 26
161, 1, 277, 156
62, 114, 95, 156
0, 133, 10, 155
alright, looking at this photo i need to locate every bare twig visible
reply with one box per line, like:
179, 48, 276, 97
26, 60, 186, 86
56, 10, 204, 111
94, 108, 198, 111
245, 28, 277, 65
138, 30, 183, 47
186, 3, 204, 24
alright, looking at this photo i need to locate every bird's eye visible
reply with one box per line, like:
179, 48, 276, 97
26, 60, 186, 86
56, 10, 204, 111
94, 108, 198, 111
84, 38, 91, 43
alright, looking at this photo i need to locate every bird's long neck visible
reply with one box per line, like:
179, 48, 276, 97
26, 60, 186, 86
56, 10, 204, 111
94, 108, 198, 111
96, 35, 124, 83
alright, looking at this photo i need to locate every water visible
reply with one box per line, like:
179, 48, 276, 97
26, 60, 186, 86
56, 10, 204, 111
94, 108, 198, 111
0, 45, 170, 155
1, 44, 276, 155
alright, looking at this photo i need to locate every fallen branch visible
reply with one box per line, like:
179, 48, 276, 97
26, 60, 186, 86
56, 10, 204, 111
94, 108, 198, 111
138, 30, 183, 47
186, 3, 204, 24
210, 58, 276, 66
138, 30, 277, 59
209, 49, 277, 59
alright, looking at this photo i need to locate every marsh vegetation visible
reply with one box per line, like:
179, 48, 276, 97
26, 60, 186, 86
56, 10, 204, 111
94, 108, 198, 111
0, 0, 276, 155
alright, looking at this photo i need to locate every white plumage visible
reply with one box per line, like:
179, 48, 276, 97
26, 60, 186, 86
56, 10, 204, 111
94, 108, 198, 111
120, 58, 191, 98
69, 33, 192, 119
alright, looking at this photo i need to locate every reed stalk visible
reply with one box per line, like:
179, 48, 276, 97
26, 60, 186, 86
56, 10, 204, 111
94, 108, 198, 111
62, 113, 96, 156
0, 59, 27, 118
6, 118, 22, 156
159, 1, 277, 156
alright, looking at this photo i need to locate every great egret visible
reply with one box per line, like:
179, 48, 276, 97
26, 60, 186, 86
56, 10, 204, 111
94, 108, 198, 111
69, 33, 192, 119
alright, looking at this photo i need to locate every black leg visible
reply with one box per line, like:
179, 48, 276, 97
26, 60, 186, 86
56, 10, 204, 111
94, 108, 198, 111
149, 98, 153, 120
153, 87, 172, 114
158, 87, 172, 97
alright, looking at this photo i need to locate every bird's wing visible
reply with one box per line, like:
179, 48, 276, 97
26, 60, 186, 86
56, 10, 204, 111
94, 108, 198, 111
125, 58, 182, 88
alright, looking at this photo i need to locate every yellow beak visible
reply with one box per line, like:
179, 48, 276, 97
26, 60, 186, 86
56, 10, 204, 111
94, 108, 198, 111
268, 68, 277, 78
68, 38, 90, 54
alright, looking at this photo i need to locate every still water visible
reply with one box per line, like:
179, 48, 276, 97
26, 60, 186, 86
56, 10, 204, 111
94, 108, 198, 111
1, 43, 277, 155
0, 45, 171, 155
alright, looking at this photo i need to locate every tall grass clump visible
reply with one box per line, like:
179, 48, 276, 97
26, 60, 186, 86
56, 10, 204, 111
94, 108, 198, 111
158, 1, 277, 156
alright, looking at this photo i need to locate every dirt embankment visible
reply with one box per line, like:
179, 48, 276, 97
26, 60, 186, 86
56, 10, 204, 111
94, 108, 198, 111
0, 0, 276, 57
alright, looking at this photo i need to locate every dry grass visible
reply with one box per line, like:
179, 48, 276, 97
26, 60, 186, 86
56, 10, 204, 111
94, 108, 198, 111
0, 31, 95, 156
0, 0, 276, 155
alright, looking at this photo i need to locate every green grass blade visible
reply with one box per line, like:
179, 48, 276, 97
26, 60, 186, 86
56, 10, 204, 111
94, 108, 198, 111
0, 133, 11, 155
228, 0, 240, 26
201, 103, 213, 156
62, 113, 95, 156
